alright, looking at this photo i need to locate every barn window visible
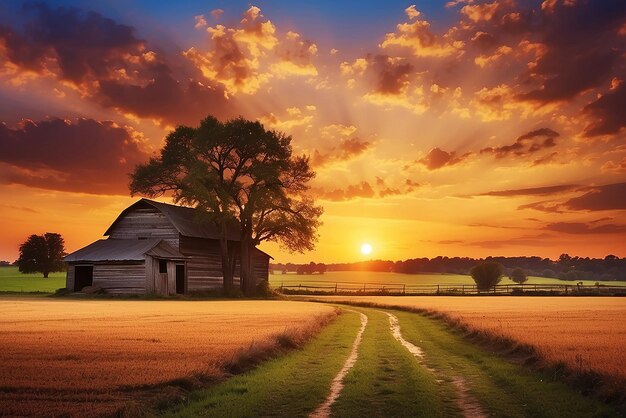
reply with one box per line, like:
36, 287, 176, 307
159, 259, 167, 273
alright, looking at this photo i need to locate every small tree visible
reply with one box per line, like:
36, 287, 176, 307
17, 233, 66, 278
470, 261, 503, 291
509, 267, 528, 284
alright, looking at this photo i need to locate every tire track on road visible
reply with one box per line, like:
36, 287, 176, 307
383, 311, 488, 418
310, 310, 368, 418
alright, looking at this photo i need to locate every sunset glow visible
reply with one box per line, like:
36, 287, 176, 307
0, 1, 624, 263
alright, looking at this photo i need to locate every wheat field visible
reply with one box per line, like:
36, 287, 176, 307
0, 298, 335, 417
315, 296, 626, 381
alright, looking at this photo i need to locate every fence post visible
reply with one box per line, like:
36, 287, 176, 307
462, 285, 464, 295
565, 285, 568, 295
280, 283, 283, 292
437, 284, 440, 294
493, 285, 496, 294
335, 283, 338, 293
403, 284, 406, 295
363, 283, 366, 292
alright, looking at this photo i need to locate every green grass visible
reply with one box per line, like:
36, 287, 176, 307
393, 308, 616, 417
330, 309, 456, 417
269, 271, 621, 289
164, 311, 362, 417
165, 304, 617, 417
0, 266, 65, 293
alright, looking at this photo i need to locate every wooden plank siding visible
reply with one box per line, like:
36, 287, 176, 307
65, 265, 75, 291
252, 252, 270, 282
107, 207, 179, 248
180, 236, 269, 291
179, 236, 230, 291
92, 263, 145, 294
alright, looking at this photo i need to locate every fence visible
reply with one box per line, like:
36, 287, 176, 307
276, 282, 626, 296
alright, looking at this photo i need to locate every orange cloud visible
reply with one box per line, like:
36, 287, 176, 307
380, 6, 461, 57
0, 118, 150, 194
480, 128, 559, 159
418, 148, 470, 170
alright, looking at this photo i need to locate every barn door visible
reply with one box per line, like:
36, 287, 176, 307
176, 264, 185, 294
74, 265, 93, 291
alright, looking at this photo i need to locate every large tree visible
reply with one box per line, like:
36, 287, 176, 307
17, 233, 66, 278
130, 116, 322, 295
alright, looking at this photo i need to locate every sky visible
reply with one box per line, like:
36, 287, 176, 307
0, 0, 625, 263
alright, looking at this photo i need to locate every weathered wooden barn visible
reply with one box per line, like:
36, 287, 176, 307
64, 199, 271, 295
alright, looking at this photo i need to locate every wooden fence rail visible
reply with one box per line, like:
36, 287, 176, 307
276, 282, 626, 296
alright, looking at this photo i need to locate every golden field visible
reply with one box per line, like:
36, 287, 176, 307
315, 296, 626, 380
0, 298, 335, 417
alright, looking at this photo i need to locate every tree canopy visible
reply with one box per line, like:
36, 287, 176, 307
17, 233, 66, 278
470, 261, 503, 291
130, 115, 322, 295
509, 267, 528, 285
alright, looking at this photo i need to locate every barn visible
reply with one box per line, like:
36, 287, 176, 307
64, 198, 271, 295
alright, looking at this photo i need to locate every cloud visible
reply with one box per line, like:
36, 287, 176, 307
601, 157, 626, 174
517, 0, 625, 103
312, 137, 373, 167
0, 118, 150, 194
185, 7, 320, 95
563, 183, 626, 211
418, 147, 469, 170
532, 151, 559, 166
259, 106, 315, 131
479, 184, 579, 197
471, 233, 556, 248
317, 181, 376, 201
344, 54, 428, 113
0, 3, 236, 126
97, 76, 236, 126
582, 78, 626, 137
480, 128, 559, 159
271, 31, 318, 78
544, 222, 626, 234
0, 3, 145, 84
314, 176, 410, 201
380, 5, 460, 57
517, 201, 565, 213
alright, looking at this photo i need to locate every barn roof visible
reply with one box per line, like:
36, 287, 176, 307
64, 239, 187, 262
103, 198, 241, 240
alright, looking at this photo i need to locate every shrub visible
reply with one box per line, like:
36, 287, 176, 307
470, 262, 503, 291
509, 268, 528, 284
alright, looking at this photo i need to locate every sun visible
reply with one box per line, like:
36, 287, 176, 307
360, 243, 372, 255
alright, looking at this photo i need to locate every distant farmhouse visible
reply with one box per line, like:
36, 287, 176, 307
64, 199, 271, 295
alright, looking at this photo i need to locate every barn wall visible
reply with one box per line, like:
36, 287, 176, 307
252, 252, 270, 282
107, 207, 179, 248
179, 236, 225, 291
167, 261, 176, 295
93, 262, 145, 294
65, 264, 75, 291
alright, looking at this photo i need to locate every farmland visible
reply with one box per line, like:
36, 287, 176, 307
269, 271, 623, 289
0, 266, 622, 294
310, 296, 626, 382
0, 266, 65, 292
0, 298, 335, 417
169, 306, 616, 417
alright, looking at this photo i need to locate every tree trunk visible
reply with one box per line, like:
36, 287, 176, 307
219, 223, 234, 296
43, 271, 49, 278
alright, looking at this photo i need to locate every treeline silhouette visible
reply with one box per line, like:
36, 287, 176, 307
271, 254, 625, 281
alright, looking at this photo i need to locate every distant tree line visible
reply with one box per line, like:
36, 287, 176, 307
271, 254, 625, 281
